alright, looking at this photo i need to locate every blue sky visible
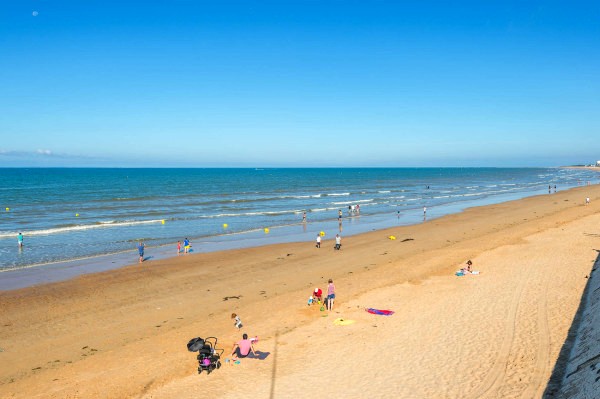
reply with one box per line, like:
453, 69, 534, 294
1, 1, 599, 167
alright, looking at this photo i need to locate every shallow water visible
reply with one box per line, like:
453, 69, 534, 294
0, 167, 597, 280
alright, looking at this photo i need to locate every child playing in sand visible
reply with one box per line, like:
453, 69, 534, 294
313, 287, 322, 304
231, 313, 243, 329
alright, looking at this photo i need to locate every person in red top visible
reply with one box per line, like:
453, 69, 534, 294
312, 288, 323, 304
231, 333, 256, 361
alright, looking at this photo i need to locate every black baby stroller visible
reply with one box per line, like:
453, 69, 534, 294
187, 336, 224, 374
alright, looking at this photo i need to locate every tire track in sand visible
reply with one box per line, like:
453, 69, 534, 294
467, 264, 534, 399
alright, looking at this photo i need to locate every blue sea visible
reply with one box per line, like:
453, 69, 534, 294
0, 168, 597, 276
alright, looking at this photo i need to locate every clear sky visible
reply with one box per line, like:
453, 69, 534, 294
1, 1, 599, 167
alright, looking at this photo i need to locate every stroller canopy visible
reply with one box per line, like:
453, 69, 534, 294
187, 337, 205, 352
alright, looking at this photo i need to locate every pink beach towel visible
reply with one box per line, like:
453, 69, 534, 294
366, 308, 395, 316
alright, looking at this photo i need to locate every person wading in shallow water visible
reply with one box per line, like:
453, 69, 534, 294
137, 241, 145, 263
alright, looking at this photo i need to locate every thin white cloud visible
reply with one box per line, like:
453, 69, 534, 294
0, 149, 93, 159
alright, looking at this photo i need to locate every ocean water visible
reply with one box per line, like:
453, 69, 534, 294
0, 167, 597, 273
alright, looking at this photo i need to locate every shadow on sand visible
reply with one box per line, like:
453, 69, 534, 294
542, 249, 600, 397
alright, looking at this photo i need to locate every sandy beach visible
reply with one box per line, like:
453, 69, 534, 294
1, 184, 599, 398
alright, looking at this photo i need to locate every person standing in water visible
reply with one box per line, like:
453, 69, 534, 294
17, 232, 23, 248
137, 241, 145, 263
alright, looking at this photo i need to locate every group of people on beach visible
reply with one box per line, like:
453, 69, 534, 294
137, 237, 192, 264
315, 233, 342, 250
177, 238, 191, 255
307, 279, 336, 311
227, 278, 336, 364
228, 313, 259, 363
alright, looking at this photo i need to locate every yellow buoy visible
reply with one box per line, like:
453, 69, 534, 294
5, 207, 9, 212
223, 223, 228, 228
161, 220, 165, 224
75, 213, 79, 217
388, 235, 396, 240
319, 231, 325, 236
264, 228, 270, 234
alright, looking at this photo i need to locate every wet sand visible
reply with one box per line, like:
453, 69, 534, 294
1, 184, 599, 398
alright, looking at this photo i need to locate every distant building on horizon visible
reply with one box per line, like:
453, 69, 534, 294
596, 160, 600, 167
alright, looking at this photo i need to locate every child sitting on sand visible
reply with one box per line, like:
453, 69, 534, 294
231, 313, 243, 329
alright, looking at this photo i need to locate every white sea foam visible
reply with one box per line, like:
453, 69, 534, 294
378, 190, 391, 193
207, 209, 303, 218
327, 193, 350, 196
331, 199, 373, 205
0, 219, 165, 238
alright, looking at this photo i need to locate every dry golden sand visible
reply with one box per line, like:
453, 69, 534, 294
1, 185, 600, 398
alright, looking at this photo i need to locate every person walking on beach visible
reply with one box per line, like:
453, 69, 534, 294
316, 234, 321, 248
184, 238, 190, 254
334, 234, 341, 250
17, 232, 23, 248
338, 209, 342, 221
137, 241, 145, 263
586, 197, 590, 205
177, 241, 181, 255
326, 279, 335, 311
302, 212, 306, 222
423, 206, 427, 216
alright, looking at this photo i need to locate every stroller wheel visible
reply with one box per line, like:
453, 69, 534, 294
197, 367, 202, 374
216, 361, 221, 369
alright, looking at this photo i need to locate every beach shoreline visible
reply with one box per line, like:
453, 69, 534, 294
1, 183, 599, 398
4, 167, 599, 276
2, 177, 595, 291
